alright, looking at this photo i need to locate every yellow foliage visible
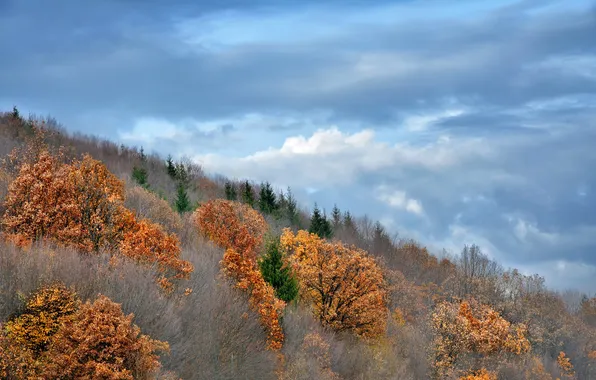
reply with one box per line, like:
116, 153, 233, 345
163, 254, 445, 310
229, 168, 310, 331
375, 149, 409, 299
280, 229, 388, 339
459, 368, 497, 380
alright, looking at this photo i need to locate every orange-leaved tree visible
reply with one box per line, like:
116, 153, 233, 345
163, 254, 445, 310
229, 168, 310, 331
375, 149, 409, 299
431, 299, 531, 378
280, 228, 388, 338
44, 295, 169, 379
1, 150, 192, 290
0, 284, 167, 379
194, 199, 285, 350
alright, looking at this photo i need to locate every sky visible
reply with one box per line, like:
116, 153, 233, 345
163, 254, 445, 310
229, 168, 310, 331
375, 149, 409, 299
1, 0, 595, 292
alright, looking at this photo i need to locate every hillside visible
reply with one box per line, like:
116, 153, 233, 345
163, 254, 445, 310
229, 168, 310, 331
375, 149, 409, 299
1, 110, 595, 379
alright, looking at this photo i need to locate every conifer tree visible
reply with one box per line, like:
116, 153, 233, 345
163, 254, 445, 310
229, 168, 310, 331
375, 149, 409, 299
174, 182, 191, 213
166, 155, 177, 178
259, 181, 277, 214
331, 204, 341, 229
132, 166, 149, 188
259, 236, 299, 303
309, 203, 332, 239
240, 180, 255, 207
224, 181, 237, 201
286, 187, 298, 225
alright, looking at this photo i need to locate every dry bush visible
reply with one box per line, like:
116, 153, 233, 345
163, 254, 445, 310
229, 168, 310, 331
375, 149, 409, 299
0, 240, 277, 379
125, 184, 183, 234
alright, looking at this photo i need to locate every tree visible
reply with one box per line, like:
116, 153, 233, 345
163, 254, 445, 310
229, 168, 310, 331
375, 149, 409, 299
259, 236, 299, 303
309, 204, 332, 239
11, 106, 20, 120
280, 229, 388, 338
165, 154, 177, 178
2, 150, 193, 290
331, 204, 341, 229
431, 299, 531, 378
132, 165, 149, 188
259, 181, 278, 214
225, 181, 237, 201
44, 295, 168, 379
286, 187, 299, 225
194, 199, 285, 350
174, 182, 191, 213
240, 180, 255, 207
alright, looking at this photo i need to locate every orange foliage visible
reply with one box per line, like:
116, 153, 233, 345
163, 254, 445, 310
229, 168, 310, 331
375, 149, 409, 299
557, 351, 575, 379
44, 295, 169, 379
194, 199, 285, 350
0, 286, 167, 379
459, 368, 497, 380
1, 150, 192, 291
432, 299, 530, 378
280, 229, 388, 338
119, 218, 193, 292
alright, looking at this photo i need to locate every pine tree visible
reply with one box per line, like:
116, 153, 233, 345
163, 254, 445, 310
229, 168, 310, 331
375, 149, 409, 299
12, 106, 20, 120
259, 236, 299, 303
286, 187, 298, 225
309, 203, 332, 239
139, 147, 146, 162
132, 166, 149, 188
240, 180, 255, 207
175, 162, 189, 186
174, 182, 191, 213
224, 181, 237, 201
259, 181, 277, 214
332, 204, 341, 229
166, 155, 177, 178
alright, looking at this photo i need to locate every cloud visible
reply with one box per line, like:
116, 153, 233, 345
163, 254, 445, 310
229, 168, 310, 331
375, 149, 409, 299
375, 185, 424, 216
1, 0, 596, 291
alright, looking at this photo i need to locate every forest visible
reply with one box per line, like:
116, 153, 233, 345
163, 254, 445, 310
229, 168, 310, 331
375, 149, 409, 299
0, 108, 595, 379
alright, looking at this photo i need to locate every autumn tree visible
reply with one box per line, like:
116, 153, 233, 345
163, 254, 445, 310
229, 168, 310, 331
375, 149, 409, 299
280, 229, 388, 338
194, 199, 285, 349
2, 150, 192, 290
259, 236, 299, 303
431, 299, 531, 378
44, 295, 168, 379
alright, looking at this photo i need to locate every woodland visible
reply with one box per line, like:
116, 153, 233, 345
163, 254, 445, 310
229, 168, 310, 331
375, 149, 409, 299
0, 108, 595, 379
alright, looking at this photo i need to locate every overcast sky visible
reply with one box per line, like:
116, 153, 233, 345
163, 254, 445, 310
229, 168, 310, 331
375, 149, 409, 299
1, 0, 595, 292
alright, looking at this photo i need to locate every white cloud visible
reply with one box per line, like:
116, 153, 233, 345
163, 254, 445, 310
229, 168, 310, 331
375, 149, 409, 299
375, 185, 424, 215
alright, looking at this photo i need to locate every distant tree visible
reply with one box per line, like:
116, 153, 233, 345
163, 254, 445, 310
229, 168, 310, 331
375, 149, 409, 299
259, 181, 278, 214
165, 155, 177, 178
259, 236, 299, 303
11, 106, 20, 120
224, 181, 237, 201
174, 182, 191, 213
331, 204, 341, 229
240, 180, 255, 208
309, 204, 332, 239
139, 146, 146, 162
132, 166, 148, 188
175, 162, 189, 186
286, 187, 299, 225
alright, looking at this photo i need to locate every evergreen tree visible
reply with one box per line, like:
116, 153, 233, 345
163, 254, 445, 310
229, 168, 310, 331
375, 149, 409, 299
240, 180, 255, 207
286, 187, 298, 225
139, 147, 146, 162
259, 237, 299, 303
166, 155, 177, 178
132, 166, 149, 188
309, 203, 332, 239
343, 211, 354, 229
12, 106, 20, 120
175, 162, 189, 186
224, 181, 237, 201
331, 204, 341, 229
174, 182, 191, 213
259, 181, 277, 214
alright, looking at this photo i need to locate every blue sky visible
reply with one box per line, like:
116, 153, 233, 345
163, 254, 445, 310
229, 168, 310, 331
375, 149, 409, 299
1, 0, 596, 292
